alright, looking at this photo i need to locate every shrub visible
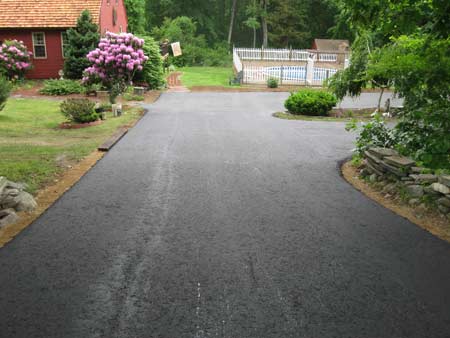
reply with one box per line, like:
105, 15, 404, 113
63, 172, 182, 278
267, 77, 279, 88
83, 32, 148, 103
60, 98, 98, 123
40, 79, 85, 96
345, 115, 397, 155
0, 40, 33, 80
63, 10, 100, 79
284, 89, 337, 116
133, 35, 165, 89
0, 76, 11, 112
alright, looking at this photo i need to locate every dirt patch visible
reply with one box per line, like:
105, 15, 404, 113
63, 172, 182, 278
342, 161, 450, 243
0, 151, 104, 248
143, 90, 162, 104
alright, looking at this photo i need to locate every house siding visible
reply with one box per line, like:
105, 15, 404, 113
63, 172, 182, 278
0, 29, 65, 79
99, 0, 128, 34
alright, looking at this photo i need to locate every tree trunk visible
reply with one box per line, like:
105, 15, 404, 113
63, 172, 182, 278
260, 0, 268, 47
228, 0, 238, 45
377, 87, 385, 113
253, 27, 257, 48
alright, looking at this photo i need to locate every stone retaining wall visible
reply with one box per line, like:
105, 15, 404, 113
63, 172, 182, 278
361, 148, 450, 220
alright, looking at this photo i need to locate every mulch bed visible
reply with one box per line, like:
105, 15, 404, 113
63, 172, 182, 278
59, 120, 103, 129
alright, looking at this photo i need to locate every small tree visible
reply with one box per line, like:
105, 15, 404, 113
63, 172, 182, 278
83, 32, 148, 103
63, 10, 100, 79
133, 35, 165, 89
0, 76, 11, 112
0, 40, 32, 80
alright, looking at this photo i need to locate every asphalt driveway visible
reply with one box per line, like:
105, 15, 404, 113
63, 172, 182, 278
0, 92, 449, 338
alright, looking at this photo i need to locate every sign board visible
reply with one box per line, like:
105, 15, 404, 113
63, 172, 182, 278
171, 42, 182, 57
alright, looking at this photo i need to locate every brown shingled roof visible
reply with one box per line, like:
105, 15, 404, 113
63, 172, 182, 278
314, 39, 350, 52
0, 0, 101, 28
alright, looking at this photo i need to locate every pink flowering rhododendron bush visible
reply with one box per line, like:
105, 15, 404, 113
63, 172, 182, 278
0, 40, 32, 80
83, 32, 148, 100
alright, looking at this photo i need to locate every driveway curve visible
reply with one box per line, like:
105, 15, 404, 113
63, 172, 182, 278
0, 92, 449, 338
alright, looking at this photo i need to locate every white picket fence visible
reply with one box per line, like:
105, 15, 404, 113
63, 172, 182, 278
242, 65, 337, 85
234, 47, 346, 63
233, 47, 344, 86
235, 47, 310, 62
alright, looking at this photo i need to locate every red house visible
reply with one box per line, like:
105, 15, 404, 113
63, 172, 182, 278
0, 0, 128, 79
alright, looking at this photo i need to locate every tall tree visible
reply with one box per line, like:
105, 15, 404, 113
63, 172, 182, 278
260, 0, 268, 47
63, 10, 100, 79
228, 0, 238, 44
124, 0, 146, 34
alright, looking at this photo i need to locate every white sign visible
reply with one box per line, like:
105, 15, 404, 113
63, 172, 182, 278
171, 42, 182, 57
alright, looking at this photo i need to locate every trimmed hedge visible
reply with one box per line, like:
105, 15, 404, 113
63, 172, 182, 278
40, 79, 85, 96
285, 89, 337, 116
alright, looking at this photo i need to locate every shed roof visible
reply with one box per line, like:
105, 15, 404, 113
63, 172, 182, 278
313, 39, 350, 51
0, 0, 101, 29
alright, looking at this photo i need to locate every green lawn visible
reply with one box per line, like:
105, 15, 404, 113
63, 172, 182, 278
0, 98, 142, 194
179, 67, 236, 88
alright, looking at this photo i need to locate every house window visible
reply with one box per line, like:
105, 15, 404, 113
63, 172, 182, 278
61, 32, 69, 58
32, 32, 47, 58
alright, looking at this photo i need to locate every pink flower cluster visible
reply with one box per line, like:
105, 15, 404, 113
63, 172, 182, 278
0, 40, 32, 79
83, 32, 148, 87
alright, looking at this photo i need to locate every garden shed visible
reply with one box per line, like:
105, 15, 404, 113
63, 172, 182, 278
0, 0, 128, 79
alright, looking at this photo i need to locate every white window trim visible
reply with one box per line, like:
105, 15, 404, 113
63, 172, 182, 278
32, 32, 47, 59
61, 32, 68, 59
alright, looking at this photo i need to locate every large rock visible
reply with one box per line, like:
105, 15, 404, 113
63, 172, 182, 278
381, 161, 409, 177
367, 147, 399, 159
384, 156, 416, 169
405, 185, 424, 198
0, 177, 37, 213
364, 151, 382, 164
437, 197, 450, 208
410, 174, 438, 184
438, 175, 450, 188
0, 208, 19, 228
431, 183, 450, 195
14, 191, 37, 212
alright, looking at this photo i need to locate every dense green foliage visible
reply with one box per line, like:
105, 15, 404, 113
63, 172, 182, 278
329, 0, 450, 169
124, 0, 146, 34
63, 10, 100, 79
346, 116, 395, 154
136, 35, 165, 89
0, 76, 11, 112
151, 17, 231, 67
60, 98, 98, 124
40, 80, 85, 96
285, 89, 337, 116
145, 0, 339, 48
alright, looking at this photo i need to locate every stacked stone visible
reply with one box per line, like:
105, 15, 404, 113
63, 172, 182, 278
0, 176, 37, 228
362, 148, 450, 219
